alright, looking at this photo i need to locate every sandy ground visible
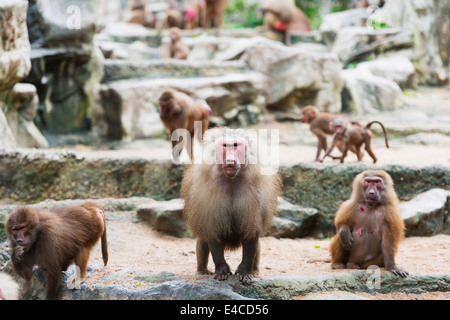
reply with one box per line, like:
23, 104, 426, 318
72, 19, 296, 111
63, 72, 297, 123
83, 208, 450, 300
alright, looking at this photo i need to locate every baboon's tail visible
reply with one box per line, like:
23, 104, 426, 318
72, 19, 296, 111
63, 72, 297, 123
101, 225, 108, 266
366, 121, 389, 148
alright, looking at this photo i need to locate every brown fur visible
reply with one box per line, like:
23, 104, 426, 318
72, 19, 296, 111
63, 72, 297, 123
300, 106, 360, 161
168, 27, 190, 60
300, 106, 337, 161
330, 170, 408, 277
321, 118, 389, 163
181, 127, 282, 284
262, 0, 311, 45
165, 8, 183, 28
125, 0, 155, 28
203, 0, 228, 29
159, 88, 210, 162
5, 203, 108, 299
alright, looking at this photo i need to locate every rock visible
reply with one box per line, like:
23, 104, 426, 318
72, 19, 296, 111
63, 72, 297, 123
186, 36, 281, 62
0, 0, 31, 92
5, 266, 248, 300
0, 109, 16, 148
356, 56, 416, 89
319, 8, 367, 46
233, 271, 450, 299
1, 83, 49, 148
3, 262, 448, 300
303, 292, 370, 300
134, 271, 181, 284
400, 189, 450, 236
267, 198, 320, 238
242, 40, 343, 114
100, 72, 267, 139
331, 26, 414, 66
0, 242, 10, 265
136, 196, 321, 239
26, 0, 104, 134
99, 82, 165, 140
0, 152, 449, 241
381, 0, 450, 85
98, 22, 162, 47
268, 217, 300, 239
101, 59, 248, 83
402, 133, 450, 147
0, 0, 34, 148
95, 40, 161, 60
137, 199, 193, 238
341, 67, 405, 114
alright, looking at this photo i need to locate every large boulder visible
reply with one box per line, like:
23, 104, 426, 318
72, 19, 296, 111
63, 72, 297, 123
0, 83, 48, 148
381, 0, 450, 85
341, 67, 406, 114
25, 0, 104, 134
355, 55, 416, 89
0, 0, 31, 92
0, 109, 16, 149
137, 199, 192, 238
331, 26, 414, 66
400, 189, 450, 237
242, 40, 343, 114
319, 8, 368, 46
0, 0, 36, 148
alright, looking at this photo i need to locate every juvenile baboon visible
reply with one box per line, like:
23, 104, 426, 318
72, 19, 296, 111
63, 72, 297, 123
168, 27, 190, 59
300, 106, 361, 161
321, 118, 389, 163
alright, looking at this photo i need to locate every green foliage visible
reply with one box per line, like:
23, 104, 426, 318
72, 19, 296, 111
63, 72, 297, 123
369, 21, 389, 30
224, 0, 263, 29
295, 0, 322, 30
344, 56, 373, 69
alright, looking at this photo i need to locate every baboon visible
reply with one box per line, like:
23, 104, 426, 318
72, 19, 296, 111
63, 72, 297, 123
330, 170, 408, 277
5, 203, 108, 299
158, 88, 211, 163
181, 127, 282, 284
321, 118, 389, 163
300, 106, 361, 161
261, 0, 311, 45
203, 0, 228, 29
168, 27, 190, 59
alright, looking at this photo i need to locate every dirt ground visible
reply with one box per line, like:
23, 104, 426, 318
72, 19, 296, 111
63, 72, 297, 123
84, 209, 450, 300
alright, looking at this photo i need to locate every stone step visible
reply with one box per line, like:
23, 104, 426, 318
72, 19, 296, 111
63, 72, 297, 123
5, 266, 448, 300
0, 150, 448, 240
102, 59, 248, 83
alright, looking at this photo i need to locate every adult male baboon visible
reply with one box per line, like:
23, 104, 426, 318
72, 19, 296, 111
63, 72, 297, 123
181, 127, 282, 284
